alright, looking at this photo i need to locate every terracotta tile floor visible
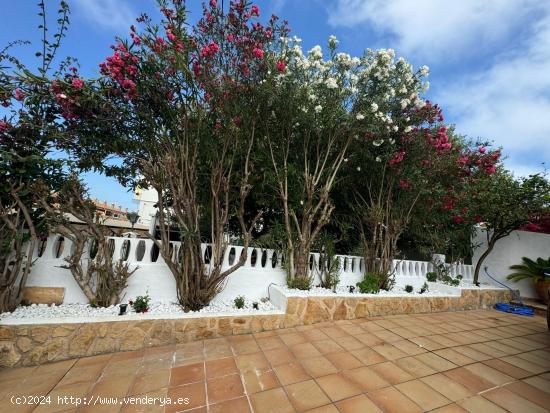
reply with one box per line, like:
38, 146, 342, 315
1, 309, 549, 413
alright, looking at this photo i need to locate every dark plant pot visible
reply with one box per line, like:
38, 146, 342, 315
119, 303, 128, 315
252, 302, 259, 310
535, 279, 550, 304
349, 286, 355, 293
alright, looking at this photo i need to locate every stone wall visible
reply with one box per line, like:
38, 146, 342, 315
0, 288, 512, 368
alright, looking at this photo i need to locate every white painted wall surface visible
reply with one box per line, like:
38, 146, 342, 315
26, 235, 475, 305
472, 228, 550, 298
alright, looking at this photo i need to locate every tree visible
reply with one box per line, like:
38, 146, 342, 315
0, 1, 70, 312
259, 36, 355, 288
468, 172, 550, 284
63, 0, 289, 310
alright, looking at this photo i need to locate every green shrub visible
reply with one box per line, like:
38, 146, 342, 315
450, 278, 460, 286
356, 273, 381, 294
426, 272, 437, 282
456, 274, 463, 280
507, 257, 550, 283
405, 285, 413, 293
287, 275, 312, 290
131, 294, 150, 313
419, 282, 429, 294
234, 295, 245, 309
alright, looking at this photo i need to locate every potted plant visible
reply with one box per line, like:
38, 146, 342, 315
507, 257, 550, 303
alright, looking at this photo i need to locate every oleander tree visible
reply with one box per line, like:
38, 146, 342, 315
0, 1, 71, 312
258, 36, 358, 288
58, 0, 290, 310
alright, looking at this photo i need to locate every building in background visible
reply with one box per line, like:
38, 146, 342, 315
133, 186, 159, 233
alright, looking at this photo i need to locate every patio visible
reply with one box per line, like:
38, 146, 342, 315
0, 309, 548, 413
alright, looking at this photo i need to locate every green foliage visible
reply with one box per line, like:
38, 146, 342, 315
234, 295, 245, 309
405, 285, 413, 293
287, 276, 313, 291
419, 282, 429, 294
131, 294, 150, 313
507, 257, 550, 283
356, 273, 381, 294
426, 272, 438, 282
316, 233, 340, 291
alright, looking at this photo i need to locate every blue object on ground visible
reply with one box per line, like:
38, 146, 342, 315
483, 266, 535, 317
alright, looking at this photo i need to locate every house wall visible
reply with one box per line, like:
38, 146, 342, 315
472, 228, 550, 298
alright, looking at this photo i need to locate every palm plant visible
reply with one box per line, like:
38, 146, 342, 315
507, 257, 550, 283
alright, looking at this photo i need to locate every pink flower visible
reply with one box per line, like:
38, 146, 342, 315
14, 88, 24, 101
251, 5, 260, 16
210, 0, 217, 7
478, 146, 486, 153
398, 179, 411, 190
276, 60, 286, 72
166, 30, 176, 42
253, 47, 264, 59
227, 33, 235, 42
0, 120, 10, 132
72, 78, 84, 89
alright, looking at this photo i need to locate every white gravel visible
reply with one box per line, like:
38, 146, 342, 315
0, 297, 278, 323
280, 283, 461, 297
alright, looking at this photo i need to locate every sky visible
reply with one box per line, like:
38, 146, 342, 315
2, 0, 549, 209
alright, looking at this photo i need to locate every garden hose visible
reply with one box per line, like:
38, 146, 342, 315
484, 266, 534, 317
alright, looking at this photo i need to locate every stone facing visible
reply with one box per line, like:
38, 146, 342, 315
0, 288, 511, 368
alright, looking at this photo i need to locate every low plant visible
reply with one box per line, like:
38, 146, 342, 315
426, 272, 437, 282
356, 273, 381, 294
316, 234, 341, 291
507, 257, 550, 283
234, 295, 245, 309
419, 282, 429, 294
287, 275, 313, 290
131, 294, 150, 313
405, 285, 413, 293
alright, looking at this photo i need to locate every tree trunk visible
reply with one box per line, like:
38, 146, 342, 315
473, 238, 497, 286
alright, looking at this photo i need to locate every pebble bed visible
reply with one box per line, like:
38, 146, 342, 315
0, 297, 277, 322
280, 283, 459, 297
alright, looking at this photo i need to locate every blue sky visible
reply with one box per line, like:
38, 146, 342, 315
2, 0, 549, 209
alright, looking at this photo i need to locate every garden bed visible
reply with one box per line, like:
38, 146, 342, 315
0, 284, 513, 368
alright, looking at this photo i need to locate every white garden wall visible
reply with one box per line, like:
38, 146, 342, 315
472, 228, 550, 299
25, 235, 474, 305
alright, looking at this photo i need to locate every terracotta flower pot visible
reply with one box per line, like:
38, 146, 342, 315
534, 279, 550, 304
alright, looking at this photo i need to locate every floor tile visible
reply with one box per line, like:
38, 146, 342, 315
170, 362, 204, 387
273, 362, 311, 385
395, 379, 451, 410
343, 366, 390, 391
300, 356, 338, 378
290, 342, 323, 359
235, 352, 269, 372
165, 381, 206, 413
420, 373, 473, 401
369, 361, 415, 384
242, 369, 280, 394
285, 379, 331, 411
250, 388, 295, 413
369, 386, 422, 413
482, 387, 547, 413
443, 367, 496, 394
335, 394, 383, 413
394, 356, 437, 378
503, 381, 550, 410
206, 373, 244, 404
315, 373, 362, 402
205, 357, 238, 379
209, 396, 251, 413
128, 368, 170, 395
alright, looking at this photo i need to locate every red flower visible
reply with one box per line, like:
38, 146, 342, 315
276, 60, 286, 72
166, 30, 176, 42
129, 300, 134, 305
451, 215, 464, 224
398, 179, 411, 190
478, 146, 486, 153
0, 121, 10, 132
72, 78, 84, 89
252, 48, 264, 59
15, 88, 24, 101
251, 5, 260, 16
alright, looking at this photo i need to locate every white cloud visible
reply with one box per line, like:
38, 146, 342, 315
435, 11, 550, 176
71, 0, 136, 33
327, 0, 542, 62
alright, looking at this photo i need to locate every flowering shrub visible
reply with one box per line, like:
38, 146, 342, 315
131, 294, 150, 313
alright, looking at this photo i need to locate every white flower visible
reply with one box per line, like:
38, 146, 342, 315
415, 99, 426, 109
404, 126, 412, 133
422, 81, 430, 92
314, 105, 323, 113
420, 65, 429, 76
389, 138, 396, 144
356, 167, 361, 171
292, 36, 302, 43
308, 45, 323, 60
400, 99, 410, 109
325, 78, 338, 89
300, 200, 304, 205
370, 103, 378, 112
328, 35, 339, 48
376, 156, 382, 162
392, 125, 398, 132
344, 158, 348, 162
356, 113, 365, 120
373, 139, 383, 146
